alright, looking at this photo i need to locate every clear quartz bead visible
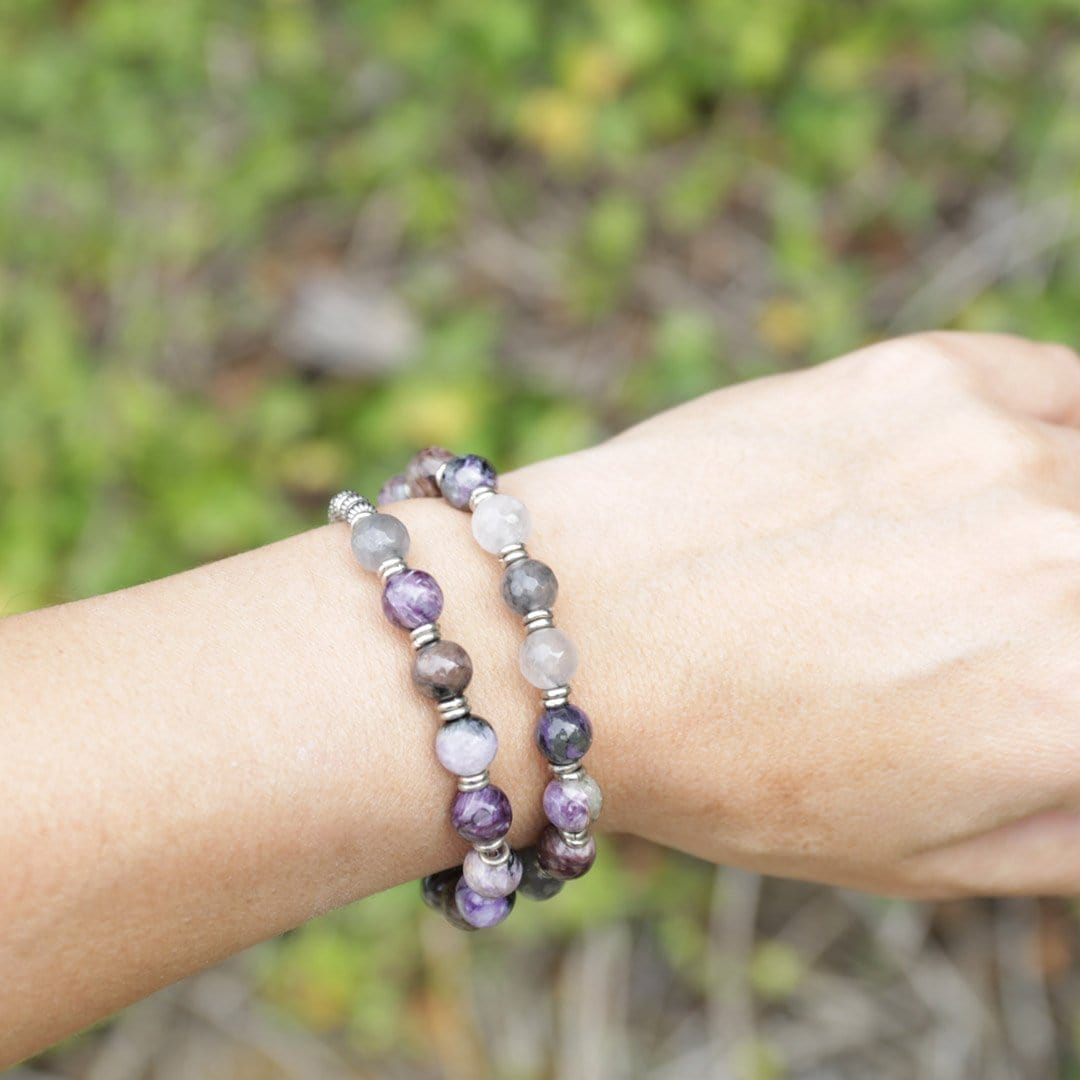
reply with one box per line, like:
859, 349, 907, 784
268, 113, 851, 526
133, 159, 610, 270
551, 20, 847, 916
519, 627, 578, 689
471, 494, 531, 554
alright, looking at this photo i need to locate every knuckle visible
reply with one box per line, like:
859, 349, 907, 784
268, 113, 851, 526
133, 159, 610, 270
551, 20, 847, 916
958, 410, 1061, 483
840, 333, 968, 389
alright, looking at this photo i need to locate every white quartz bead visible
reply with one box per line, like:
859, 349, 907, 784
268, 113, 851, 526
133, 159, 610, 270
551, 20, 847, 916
471, 494, 531, 555
519, 627, 578, 689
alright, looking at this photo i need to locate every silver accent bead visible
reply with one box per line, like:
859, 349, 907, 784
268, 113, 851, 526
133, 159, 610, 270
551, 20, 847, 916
476, 839, 512, 866
468, 485, 496, 510
434, 461, 449, 489
328, 489, 375, 526
499, 543, 529, 565
541, 684, 571, 708
561, 829, 591, 848
523, 608, 555, 633
437, 696, 470, 721
378, 556, 408, 581
457, 770, 490, 792
550, 762, 584, 779
410, 623, 441, 650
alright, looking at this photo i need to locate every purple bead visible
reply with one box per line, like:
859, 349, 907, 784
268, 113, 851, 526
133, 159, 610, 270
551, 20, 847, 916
382, 569, 443, 630
517, 846, 564, 900
454, 878, 515, 928
537, 824, 596, 881
377, 473, 412, 506
543, 778, 592, 832
535, 704, 593, 766
463, 848, 523, 898
421, 867, 477, 931
439, 454, 497, 509
406, 446, 455, 497
451, 784, 512, 843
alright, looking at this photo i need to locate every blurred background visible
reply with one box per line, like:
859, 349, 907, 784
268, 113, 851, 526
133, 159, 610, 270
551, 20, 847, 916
3, 1, 1080, 1077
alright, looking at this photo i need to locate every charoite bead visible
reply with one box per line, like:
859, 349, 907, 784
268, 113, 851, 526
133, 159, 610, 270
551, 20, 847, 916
537, 824, 596, 881
421, 867, 476, 931
350, 512, 410, 572
516, 845, 564, 900
455, 877, 515, 928
502, 558, 558, 615
543, 777, 593, 832
377, 473, 411, 506
451, 783, 512, 843
406, 446, 454, 497
440, 454, 497, 509
519, 627, 578, 689
435, 716, 498, 776
471, 494, 531, 554
463, 848, 523, 898
412, 640, 472, 700
535, 703, 592, 765
382, 569, 443, 630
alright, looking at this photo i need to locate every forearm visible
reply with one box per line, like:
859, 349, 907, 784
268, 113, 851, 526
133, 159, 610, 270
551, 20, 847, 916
0, 456, 629, 1063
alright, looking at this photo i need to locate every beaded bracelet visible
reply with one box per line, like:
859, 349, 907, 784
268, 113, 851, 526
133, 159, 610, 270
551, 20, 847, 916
380, 449, 602, 901
327, 489, 522, 929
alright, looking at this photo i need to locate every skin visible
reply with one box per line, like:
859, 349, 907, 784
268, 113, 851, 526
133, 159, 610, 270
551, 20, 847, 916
2, 331, 1079, 1063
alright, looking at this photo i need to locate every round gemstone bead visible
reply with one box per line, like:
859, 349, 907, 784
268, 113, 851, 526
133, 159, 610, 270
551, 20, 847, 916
543, 777, 592, 832
471, 494, 531, 554
406, 446, 454, 498
412, 640, 472, 700
440, 454, 497, 509
451, 784, 512, 843
462, 848, 523, 898
516, 846, 565, 901
537, 825, 596, 881
377, 473, 411, 507
454, 878, 515, 929
350, 512, 410, 572
535, 704, 593, 765
502, 559, 558, 615
579, 773, 604, 822
381, 569, 443, 630
421, 867, 461, 912
435, 716, 498, 776
519, 627, 578, 689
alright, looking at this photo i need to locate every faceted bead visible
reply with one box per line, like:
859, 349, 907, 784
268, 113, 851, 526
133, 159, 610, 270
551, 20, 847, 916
462, 848, 523, 898
519, 628, 578, 689
535, 704, 593, 765
435, 716, 498, 776
382, 569, 443, 630
455, 877, 515, 929
471, 494, 531, 554
350, 512, 410, 572
543, 777, 592, 832
406, 446, 455, 498
516, 845, 565, 901
451, 784, 512, 843
412, 640, 472, 701
501, 559, 558, 615
440, 454, 497, 509
377, 473, 412, 507
421, 867, 462, 912
537, 824, 596, 881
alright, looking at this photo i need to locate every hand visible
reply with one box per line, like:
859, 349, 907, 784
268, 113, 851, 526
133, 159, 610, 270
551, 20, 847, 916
518, 332, 1080, 897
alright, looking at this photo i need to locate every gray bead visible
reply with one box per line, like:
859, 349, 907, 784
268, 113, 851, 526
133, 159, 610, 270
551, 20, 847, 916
501, 559, 558, 615
351, 513, 410, 572
516, 845, 564, 901
412, 640, 473, 701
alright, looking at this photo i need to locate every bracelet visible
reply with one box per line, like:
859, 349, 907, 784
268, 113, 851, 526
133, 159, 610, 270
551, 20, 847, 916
380, 450, 603, 900
327, 489, 522, 929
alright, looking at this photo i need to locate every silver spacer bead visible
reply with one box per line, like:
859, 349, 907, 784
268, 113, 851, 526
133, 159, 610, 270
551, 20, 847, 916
499, 543, 528, 565
437, 696, 470, 721
469, 485, 496, 510
561, 829, 591, 848
523, 608, 555, 633
410, 623, 441, 650
378, 556, 408, 581
541, 684, 571, 708
434, 461, 449, 489
328, 489, 375, 526
475, 839, 512, 867
550, 762, 584, 780
457, 770, 489, 792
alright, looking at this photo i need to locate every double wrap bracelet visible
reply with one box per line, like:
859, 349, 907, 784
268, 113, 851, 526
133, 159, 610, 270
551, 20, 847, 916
329, 448, 602, 930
